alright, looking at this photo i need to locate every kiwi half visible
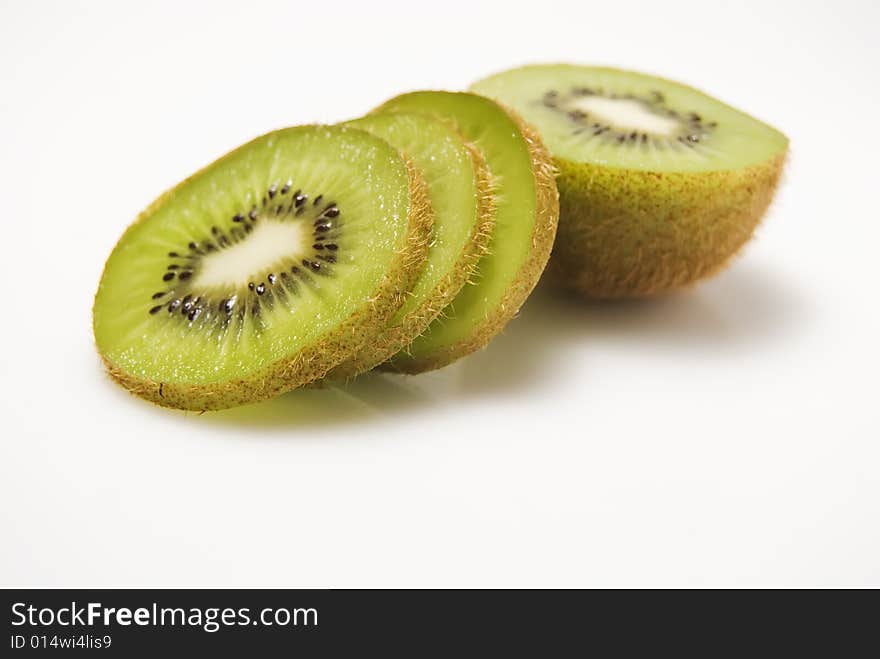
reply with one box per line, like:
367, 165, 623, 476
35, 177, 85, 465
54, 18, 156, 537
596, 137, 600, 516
324, 112, 495, 380
373, 92, 559, 373
471, 65, 788, 298
93, 125, 432, 411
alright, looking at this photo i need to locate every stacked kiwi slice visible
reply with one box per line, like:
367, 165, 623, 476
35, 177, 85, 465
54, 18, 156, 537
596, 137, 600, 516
94, 64, 786, 411
94, 96, 558, 410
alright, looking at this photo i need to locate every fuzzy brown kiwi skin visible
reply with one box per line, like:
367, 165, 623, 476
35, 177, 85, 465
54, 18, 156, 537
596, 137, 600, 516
94, 148, 433, 412
327, 140, 496, 382
549, 153, 786, 298
382, 106, 560, 374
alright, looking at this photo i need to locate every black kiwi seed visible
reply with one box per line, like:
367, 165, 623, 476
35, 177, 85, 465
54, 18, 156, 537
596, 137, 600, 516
149, 186, 341, 324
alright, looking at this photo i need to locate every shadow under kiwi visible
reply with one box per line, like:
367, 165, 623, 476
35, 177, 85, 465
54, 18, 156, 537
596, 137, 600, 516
455, 261, 807, 398
200, 261, 808, 430
201, 371, 437, 430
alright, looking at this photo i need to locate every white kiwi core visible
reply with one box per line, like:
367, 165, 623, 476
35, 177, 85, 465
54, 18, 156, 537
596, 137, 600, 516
569, 96, 680, 136
194, 220, 310, 289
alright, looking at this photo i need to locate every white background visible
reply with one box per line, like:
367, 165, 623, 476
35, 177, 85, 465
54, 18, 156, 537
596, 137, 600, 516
1, 0, 877, 587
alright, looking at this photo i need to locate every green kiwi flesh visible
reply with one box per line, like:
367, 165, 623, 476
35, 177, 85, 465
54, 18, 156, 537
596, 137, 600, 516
325, 112, 495, 380
93, 125, 432, 410
471, 64, 788, 298
373, 92, 559, 373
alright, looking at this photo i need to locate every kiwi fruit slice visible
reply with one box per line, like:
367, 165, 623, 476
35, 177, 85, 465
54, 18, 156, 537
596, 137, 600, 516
93, 125, 432, 411
471, 64, 788, 298
373, 92, 559, 373
324, 112, 494, 380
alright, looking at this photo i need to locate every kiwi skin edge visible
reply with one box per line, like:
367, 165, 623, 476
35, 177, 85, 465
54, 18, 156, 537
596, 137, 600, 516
549, 152, 787, 298
94, 149, 434, 412
327, 140, 496, 381
382, 106, 560, 374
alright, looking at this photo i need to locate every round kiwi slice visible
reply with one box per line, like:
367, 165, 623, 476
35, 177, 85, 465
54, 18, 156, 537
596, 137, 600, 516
471, 64, 788, 298
373, 92, 559, 374
324, 112, 495, 380
93, 125, 432, 411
